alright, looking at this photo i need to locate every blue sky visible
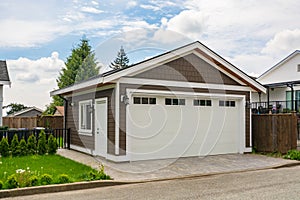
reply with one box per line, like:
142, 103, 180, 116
1, 0, 300, 112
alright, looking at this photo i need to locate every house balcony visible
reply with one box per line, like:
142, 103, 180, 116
251, 100, 300, 114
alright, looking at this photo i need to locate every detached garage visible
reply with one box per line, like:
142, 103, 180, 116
51, 41, 266, 162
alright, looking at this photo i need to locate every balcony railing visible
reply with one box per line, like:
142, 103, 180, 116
251, 100, 300, 114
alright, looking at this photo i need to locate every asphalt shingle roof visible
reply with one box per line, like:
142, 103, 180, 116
0, 60, 10, 82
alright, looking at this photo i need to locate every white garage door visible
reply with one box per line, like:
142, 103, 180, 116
127, 94, 243, 161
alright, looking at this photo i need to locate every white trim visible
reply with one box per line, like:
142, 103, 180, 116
63, 84, 115, 98
105, 154, 129, 162
119, 77, 253, 92
78, 99, 93, 135
115, 82, 120, 155
51, 42, 265, 96
0, 81, 11, 86
70, 144, 95, 155
258, 50, 300, 79
51, 76, 104, 96
126, 88, 246, 99
244, 147, 252, 153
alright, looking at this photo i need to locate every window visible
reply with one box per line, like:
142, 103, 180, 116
133, 97, 141, 104
219, 100, 235, 107
298, 64, 300, 72
133, 97, 156, 105
165, 98, 185, 105
194, 99, 212, 106
79, 100, 92, 133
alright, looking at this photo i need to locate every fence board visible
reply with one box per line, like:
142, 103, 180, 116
2, 116, 63, 129
252, 112, 297, 153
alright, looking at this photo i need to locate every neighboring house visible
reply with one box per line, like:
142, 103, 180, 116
54, 106, 64, 116
252, 50, 300, 113
6, 106, 43, 117
51, 41, 265, 162
0, 60, 11, 126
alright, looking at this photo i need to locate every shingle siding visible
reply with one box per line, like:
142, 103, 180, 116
0, 60, 10, 82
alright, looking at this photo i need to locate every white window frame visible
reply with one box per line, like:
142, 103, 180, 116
79, 100, 93, 135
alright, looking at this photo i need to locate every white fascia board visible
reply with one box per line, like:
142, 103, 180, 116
0, 81, 11, 86
119, 77, 252, 92
126, 88, 246, 100
194, 44, 266, 93
50, 76, 104, 96
63, 84, 116, 98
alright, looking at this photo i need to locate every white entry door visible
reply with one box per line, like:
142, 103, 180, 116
95, 98, 107, 157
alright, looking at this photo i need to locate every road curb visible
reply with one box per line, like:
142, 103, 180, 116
1, 161, 299, 198
0, 180, 135, 198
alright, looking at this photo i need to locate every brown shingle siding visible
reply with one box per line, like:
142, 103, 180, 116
134, 54, 239, 85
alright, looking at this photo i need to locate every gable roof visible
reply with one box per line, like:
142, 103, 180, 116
51, 41, 266, 96
6, 106, 43, 117
258, 50, 300, 80
54, 106, 64, 116
0, 60, 11, 85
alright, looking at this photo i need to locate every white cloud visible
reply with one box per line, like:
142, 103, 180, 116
4, 52, 65, 110
140, 4, 160, 11
80, 6, 103, 14
127, 1, 138, 8
164, 10, 208, 40
262, 29, 300, 56
0, 19, 69, 47
91, 1, 99, 6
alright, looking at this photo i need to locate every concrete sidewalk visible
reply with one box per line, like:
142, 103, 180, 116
57, 149, 299, 181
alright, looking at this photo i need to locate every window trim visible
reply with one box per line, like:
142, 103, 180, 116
133, 96, 157, 105
165, 98, 186, 106
79, 99, 93, 135
219, 100, 236, 107
194, 99, 212, 107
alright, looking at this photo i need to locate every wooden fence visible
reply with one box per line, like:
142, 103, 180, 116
2, 116, 63, 129
252, 112, 298, 154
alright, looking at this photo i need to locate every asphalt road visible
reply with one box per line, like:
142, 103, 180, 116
3, 165, 300, 200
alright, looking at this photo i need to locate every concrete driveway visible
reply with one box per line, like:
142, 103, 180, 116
57, 149, 299, 181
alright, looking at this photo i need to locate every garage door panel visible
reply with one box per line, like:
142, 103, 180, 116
128, 96, 242, 161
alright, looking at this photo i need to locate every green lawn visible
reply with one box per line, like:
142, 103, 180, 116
0, 154, 110, 189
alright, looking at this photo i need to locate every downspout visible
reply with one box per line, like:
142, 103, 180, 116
58, 95, 68, 130
287, 84, 294, 111
58, 94, 69, 149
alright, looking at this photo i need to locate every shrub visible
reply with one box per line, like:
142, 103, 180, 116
58, 174, 70, 184
0, 180, 3, 189
11, 134, 20, 156
284, 150, 300, 160
0, 126, 8, 130
27, 134, 37, 155
29, 175, 39, 186
48, 134, 58, 154
19, 137, 28, 156
0, 137, 10, 157
40, 174, 52, 185
37, 130, 47, 155
6, 175, 19, 189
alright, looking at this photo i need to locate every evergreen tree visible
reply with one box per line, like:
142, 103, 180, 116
45, 38, 99, 114
110, 46, 129, 69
